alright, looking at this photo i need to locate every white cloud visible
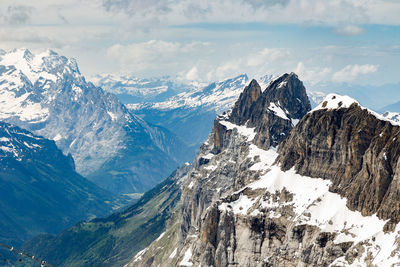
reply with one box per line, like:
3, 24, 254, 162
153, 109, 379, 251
105, 41, 290, 82
0, 0, 397, 85
99, 0, 400, 26
294, 62, 332, 85
185, 66, 199, 81
332, 64, 379, 83
335, 25, 366, 36
0, 5, 34, 25
247, 48, 288, 67
106, 40, 210, 76
205, 47, 290, 81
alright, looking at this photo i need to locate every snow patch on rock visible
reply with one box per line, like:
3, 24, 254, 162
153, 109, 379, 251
268, 102, 289, 120
219, 120, 256, 141
179, 248, 193, 266
313, 93, 400, 127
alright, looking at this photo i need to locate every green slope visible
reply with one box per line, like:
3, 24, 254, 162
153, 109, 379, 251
23, 165, 187, 267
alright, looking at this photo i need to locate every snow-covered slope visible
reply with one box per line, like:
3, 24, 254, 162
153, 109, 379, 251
314, 93, 400, 126
382, 111, 400, 124
0, 49, 190, 194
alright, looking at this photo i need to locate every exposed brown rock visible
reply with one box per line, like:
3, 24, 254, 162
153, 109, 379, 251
211, 119, 231, 154
278, 103, 400, 224
229, 79, 261, 125
211, 73, 311, 153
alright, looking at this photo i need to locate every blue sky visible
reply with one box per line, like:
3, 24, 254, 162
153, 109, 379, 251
0, 0, 399, 87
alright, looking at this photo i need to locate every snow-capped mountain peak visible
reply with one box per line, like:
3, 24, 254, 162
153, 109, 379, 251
313, 93, 358, 111
0, 48, 81, 85
0, 49, 89, 125
313, 93, 400, 127
0, 49, 190, 194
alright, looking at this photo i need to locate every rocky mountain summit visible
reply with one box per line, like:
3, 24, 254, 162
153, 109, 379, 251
130, 75, 400, 267
0, 121, 119, 245
0, 49, 190, 194
226, 73, 310, 149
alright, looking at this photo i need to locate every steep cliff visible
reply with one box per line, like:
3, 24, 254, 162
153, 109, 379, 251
212, 73, 310, 153
278, 94, 400, 230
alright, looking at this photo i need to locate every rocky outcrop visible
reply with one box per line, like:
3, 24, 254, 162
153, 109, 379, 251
246, 72, 311, 149
278, 97, 400, 228
211, 73, 311, 153
128, 73, 318, 266
229, 79, 261, 125
132, 88, 400, 267
186, 74, 311, 241
190, 190, 358, 267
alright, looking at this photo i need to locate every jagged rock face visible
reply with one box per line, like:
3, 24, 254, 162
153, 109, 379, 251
192, 199, 356, 267
258, 73, 311, 120
278, 101, 400, 227
246, 73, 311, 149
194, 73, 311, 235
229, 79, 261, 125
212, 73, 311, 154
128, 73, 321, 267
0, 49, 190, 194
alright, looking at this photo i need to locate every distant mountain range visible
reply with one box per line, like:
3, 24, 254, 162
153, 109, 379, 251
0, 49, 191, 194
95, 73, 274, 152
90, 74, 200, 105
